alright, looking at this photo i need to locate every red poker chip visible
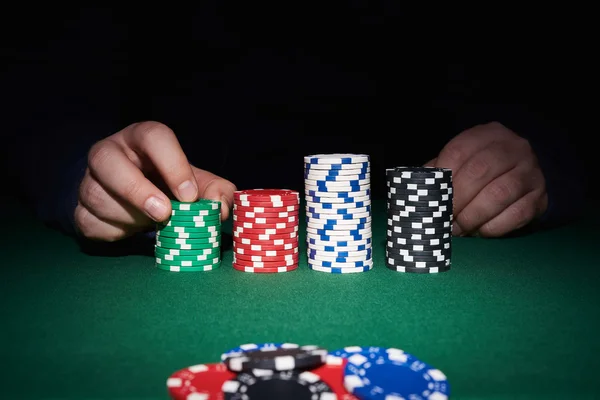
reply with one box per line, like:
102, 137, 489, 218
234, 252, 300, 263
234, 204, 300, 213
234, 243, 298, 253
235, 199, 299, 208
233, 256, 298, 268
234, 210, 299, 219
311, 356, 359, 400
233, 226, 298, 235
233, 215, 300, 224
233, 231, 298, 241
233, 239, 299, 248
233, 221, 298, 230
166, 362, 235, 400
234, 189, 299, 201
235, 247, 298, 257
232, 262, 298, 273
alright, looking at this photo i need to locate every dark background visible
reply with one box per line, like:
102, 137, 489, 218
1, 5, 594, 202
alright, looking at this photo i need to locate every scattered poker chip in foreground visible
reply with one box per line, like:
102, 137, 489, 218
304, 154, 373, 274
155, 199, 222, 272
232, 189, 300, 273
343, 347, 450, 399
167, 343, 450, 399
166, 362, 235, 400
221, 343, 327, 372
386, 167, 453, 273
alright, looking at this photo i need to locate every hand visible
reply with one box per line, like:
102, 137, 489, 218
425, 121, 548, 237
75, 121, 236, 241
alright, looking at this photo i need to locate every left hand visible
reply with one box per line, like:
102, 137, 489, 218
425, 121, 548, 237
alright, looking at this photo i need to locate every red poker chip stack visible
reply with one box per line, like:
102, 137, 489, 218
232, 189, 300, 273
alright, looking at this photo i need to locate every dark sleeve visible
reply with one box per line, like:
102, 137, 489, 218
3, 7, 131, 234
445, 63, 586, 229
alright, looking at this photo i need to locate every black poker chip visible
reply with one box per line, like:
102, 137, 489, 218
388, 188, 453, 197
388, 210, 453, 219
388, 220, 451, 229
386, 256, 451, 268
222, 344, 327, 372
386, 263, 452, 273
387, 246, 452, 258
386, 240, 451, 251
388, 234, 451, 244
387, 204, 452, 213
222, 370, 336, 399
387, 200, 453, 209
388, 228, 452, 237
386, 251, 450, 263
387, 181, 452, 190
386, 166, 452, 177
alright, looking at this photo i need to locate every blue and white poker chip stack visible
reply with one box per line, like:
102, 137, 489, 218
303, 154, 372, 273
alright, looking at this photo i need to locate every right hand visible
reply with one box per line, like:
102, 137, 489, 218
75, 121, 236, 242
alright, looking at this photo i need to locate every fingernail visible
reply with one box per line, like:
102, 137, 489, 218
452, 222, 462, 236
177, 180, 198, 202
144, 196, 168, 221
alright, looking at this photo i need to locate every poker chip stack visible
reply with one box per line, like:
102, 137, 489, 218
155, 200, 222, 272
385, 167, 453, 273
232, 189, 300, 273
304, 154, 372, 273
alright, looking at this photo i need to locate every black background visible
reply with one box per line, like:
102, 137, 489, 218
1, 4, 594, 201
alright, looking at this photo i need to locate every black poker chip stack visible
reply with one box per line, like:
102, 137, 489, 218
385, 167, 453, 273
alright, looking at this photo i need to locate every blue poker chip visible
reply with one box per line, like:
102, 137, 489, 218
306, 213, 369, 221
305, 165, 369, 175
343, 347, 450, 399
307, 205, 370, 213
308, 264, 372, 273
306, 217, 370, 225
305, 190, 370, 199
307, 237, 372, 246
308, 249, 372, 258
308, 244, 369, 252
307, 255, 371, 266
308, 228, 366, 236
308, 234, 368, 242
304, 173, 369, 181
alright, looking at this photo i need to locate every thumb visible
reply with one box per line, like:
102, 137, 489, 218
191, 166, 237, 220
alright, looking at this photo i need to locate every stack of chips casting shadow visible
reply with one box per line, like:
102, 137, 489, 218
166, 343, 451, 399
304, 154, 373, 274
385, 167, 453, 273
232, 189, 300, 273
155, 200, 222, 272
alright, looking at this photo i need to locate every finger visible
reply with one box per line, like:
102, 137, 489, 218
74, 203, 131, 242
451, 139, 527, 215
453, 164, 539, 235
121, 122, 199, 202
79, 169, 150, 227
477, 189, 546, 237
192, 167, 237, 220
87, 139, 171, 222
435, 122, 513, 174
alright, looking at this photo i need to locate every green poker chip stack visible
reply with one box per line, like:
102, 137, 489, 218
155, 199, 222, 272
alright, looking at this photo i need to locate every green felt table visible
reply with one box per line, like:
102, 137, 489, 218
1, 196, 599, 399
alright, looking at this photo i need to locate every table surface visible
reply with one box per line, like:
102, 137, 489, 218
1, 196, 599, 399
